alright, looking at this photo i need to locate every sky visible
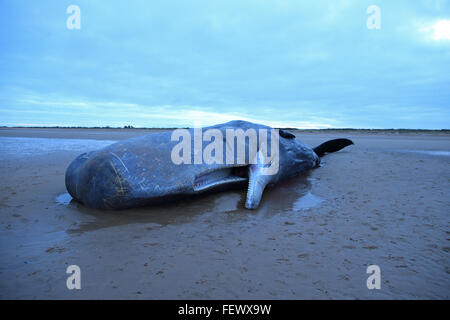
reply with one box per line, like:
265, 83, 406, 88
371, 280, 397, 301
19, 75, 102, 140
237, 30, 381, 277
0, 0, 449, 129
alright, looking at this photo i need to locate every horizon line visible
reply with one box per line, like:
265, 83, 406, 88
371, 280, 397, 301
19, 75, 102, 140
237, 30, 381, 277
1, 125, 449, 132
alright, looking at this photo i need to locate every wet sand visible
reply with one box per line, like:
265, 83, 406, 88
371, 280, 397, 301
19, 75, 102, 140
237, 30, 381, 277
0, 128, 449, 299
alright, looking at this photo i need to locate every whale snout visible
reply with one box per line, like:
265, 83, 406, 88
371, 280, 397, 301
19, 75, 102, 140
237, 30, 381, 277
66, 150, 141, 210
65, 151, 94, 202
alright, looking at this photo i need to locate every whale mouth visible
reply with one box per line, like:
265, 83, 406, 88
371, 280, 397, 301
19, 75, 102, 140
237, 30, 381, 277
193, 166, 249, 192
192, 151, 273, 210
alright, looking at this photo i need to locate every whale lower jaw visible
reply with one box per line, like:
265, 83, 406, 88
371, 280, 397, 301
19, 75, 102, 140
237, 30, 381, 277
193, 166, 248, 192
193, 175, 248, 192
192, 159, 272, 210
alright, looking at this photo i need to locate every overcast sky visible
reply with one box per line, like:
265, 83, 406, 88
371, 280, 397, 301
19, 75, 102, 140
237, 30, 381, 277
1, 0, 449, 128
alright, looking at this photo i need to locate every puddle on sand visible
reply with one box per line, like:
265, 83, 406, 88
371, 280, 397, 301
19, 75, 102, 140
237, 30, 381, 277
293, 191, 323, 211
0, 137, 116, 159
398, 150, 450, 157
56, 193, 73, 205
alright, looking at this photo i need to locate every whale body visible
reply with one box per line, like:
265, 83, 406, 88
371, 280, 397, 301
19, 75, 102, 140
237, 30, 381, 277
65, 120, 353, 210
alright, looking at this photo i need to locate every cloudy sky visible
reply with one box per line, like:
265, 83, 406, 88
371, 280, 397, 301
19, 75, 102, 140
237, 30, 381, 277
1, 0, 449, 128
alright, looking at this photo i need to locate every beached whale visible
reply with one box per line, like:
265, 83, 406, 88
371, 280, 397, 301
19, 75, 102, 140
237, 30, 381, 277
65, 120, 353, 210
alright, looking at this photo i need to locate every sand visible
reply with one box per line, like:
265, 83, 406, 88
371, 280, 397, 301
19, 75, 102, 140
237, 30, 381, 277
0, 128, 449, 299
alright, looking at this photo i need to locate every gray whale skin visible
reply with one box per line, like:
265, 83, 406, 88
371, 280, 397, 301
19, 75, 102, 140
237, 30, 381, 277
65, 120, 353, 210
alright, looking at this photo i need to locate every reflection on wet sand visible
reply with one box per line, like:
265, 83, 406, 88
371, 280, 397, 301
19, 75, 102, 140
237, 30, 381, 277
63, 173, 321, 234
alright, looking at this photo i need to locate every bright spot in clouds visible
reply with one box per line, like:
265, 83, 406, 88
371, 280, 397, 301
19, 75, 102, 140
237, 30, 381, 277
433, 20, 450, 40
422, 19, 450, 41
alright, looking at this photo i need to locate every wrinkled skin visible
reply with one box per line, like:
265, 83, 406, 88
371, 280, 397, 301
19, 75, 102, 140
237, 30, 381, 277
65, 120, 319, 210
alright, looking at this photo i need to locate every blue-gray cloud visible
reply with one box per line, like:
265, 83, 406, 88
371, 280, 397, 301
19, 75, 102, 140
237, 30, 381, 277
0, 0, 449, 128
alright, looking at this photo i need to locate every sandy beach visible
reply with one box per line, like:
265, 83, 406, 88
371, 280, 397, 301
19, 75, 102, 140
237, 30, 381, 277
0, 127, 448, 299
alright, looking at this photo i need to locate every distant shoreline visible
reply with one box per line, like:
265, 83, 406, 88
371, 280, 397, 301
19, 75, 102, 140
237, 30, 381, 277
0, 126, 449, 134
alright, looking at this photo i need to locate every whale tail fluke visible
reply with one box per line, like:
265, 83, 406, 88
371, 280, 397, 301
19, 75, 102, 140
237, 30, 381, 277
313, 138, 354, 157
